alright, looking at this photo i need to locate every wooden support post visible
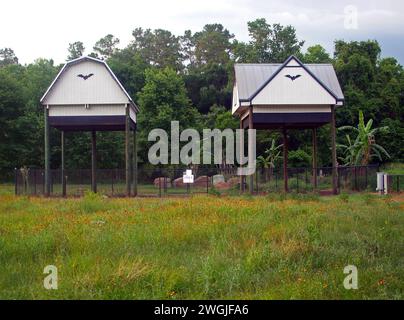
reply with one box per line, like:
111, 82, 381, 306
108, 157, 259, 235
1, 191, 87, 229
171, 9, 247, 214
125, 105, 131, 197
312, 128, 318, 189
331, 105, 338, 195
133, 128, 138, 197
248, 106, 254, 194
239, 117, 244, 193
91, 131, 97, 193
44, 106, 51, 197
129, 128, 133, 196
14, 168, 18, 195
61, 131, 66, 197
283, 128, 288, 193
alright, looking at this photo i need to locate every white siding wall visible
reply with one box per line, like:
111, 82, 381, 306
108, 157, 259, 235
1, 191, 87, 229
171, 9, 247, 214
49, 104, 126, 117
253, 105, 331, 114
49, 104, 137, 123
252, 61, 336, 106
43, 60, 129, 105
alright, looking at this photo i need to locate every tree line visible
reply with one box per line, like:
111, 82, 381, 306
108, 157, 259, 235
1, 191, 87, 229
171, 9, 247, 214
0, 18, 403, 177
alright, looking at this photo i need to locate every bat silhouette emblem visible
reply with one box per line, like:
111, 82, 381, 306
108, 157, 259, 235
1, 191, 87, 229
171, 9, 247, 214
285, 74, 301, 81
77, 73, 94, 80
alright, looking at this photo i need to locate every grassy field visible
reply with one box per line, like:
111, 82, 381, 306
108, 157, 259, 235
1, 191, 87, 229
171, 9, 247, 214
0, 184, 403, 299
382, 163, 404, 175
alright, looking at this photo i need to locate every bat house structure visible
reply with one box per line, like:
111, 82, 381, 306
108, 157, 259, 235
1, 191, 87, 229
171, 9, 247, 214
232, 55, 344, 194
40, 56, 138, 197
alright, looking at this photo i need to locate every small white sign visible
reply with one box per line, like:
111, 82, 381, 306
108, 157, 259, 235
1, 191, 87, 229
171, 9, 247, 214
183, 170, 194, 184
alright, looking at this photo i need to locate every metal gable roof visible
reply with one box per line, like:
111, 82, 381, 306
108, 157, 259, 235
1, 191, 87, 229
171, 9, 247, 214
234, 57, 344, 103
40, 56, 139, 111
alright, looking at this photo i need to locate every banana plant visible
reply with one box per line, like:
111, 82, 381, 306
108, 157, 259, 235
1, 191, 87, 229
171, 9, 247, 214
257, 139, 283, 180
338, 111, 390, 166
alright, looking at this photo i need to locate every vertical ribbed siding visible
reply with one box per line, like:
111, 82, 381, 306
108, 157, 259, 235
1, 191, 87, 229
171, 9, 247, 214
43, 60, 129, 105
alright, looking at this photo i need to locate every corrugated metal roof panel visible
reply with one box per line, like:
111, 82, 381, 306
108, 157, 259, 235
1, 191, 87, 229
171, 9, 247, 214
235, 63, 344, 101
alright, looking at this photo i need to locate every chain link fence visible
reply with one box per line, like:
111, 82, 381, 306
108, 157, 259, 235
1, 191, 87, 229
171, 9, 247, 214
13, 165, 381, 197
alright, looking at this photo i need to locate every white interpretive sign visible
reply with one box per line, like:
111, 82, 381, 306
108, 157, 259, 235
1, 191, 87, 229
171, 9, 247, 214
183, 170, 194, 184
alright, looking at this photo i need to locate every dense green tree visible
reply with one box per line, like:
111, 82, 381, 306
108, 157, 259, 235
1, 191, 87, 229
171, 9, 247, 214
202, 105, 238, 130
18, 59, 59, 168
137, 67, 200, 162
334, 40, 404, 162
181, 24, 235, 114
303, 45, 332, 63
378, 118, 404, 162
0, 48, 19, 66
67, 41, 85, 60
181, 30, 196, 67
138, 67, 198, 132
93, 34, 120, 60
0, 65, 26, 169
288, 149, 312, 168
131, 28, 183, 70
192, 24, 234, 67
184, 63, 232, 113
234, 18, 304, 63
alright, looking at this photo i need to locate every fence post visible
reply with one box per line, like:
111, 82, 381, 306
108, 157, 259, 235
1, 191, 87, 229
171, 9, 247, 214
365, 166, 368, 190
44, 107, 51, 197
275, 172, 278, 191
14, 168, 18, 195
111, 169, 114, 196
305, 168, 308, 191
34, 170, 37, 195
61, 131, 66, 197
50, 172, 53, 195
159, 178, 162, 198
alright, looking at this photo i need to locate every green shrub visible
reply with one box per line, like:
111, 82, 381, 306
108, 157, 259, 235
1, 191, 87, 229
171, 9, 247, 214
208, 187, 221, 197
338, 192, 349, 203
288, 149, 312, 168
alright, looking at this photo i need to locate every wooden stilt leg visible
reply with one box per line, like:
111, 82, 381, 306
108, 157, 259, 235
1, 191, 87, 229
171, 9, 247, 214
91, 131, 97, 193
331, 105, 338, 195
248, 106, 254, 194
283, 128, 288, 193
133, 128, 138, 197
312, 128, 318, 190
239, 118, 244, 193
125, 105, 130, 197
61, 131, 66, 197
44, 106, 50, 197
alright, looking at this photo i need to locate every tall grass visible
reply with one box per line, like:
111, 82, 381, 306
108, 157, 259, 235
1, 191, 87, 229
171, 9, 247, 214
382, 163, 404, 175
0, 192, 403, 299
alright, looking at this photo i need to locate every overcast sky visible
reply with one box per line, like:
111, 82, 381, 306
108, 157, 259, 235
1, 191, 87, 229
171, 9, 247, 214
1, 0, 403, 64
